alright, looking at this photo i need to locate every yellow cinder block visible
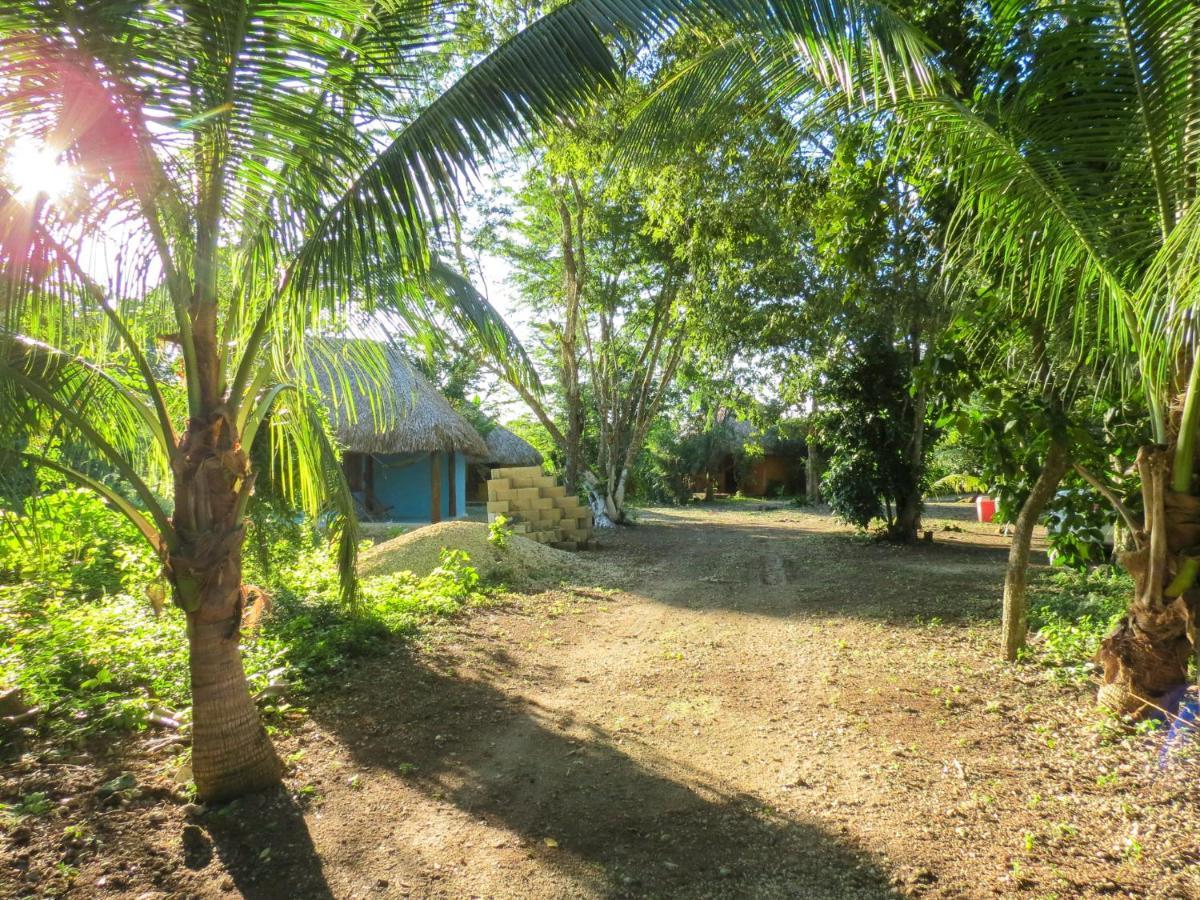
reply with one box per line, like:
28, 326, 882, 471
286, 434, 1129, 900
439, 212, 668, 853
486, 500, 509, 513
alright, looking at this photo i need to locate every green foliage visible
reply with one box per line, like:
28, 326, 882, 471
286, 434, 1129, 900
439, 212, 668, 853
0, 488, 158, 596
488, 515, 512, 549
818, 336, 926, 532
1026, 569, 1129, 682
1044, 488, 1110, 570
0, 490, 489, 740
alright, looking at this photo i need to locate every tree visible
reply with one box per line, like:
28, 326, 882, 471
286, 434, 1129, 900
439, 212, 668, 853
494, 145, 688, 522
633, 0, 1200, 710
894, 0, 1200, 711
0, 0, 712, 800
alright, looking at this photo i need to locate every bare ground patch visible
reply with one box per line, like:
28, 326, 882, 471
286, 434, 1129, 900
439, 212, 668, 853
3, 503, 1199, 898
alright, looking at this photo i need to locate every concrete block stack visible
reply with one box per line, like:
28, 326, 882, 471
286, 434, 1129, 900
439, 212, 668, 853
486, 466, 592, 549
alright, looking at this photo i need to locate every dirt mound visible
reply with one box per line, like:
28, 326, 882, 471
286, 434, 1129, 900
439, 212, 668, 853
359, 520, 595, 588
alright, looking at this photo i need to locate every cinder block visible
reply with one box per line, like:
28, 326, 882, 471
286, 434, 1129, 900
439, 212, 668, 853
487, 477, 512, 491
486, 500, 510, 513
543, 485, 567, 499
532, 496, 554, 510
542, 507, 563, 522
556, 496, 580, 510
517, 487, 540, 501
495, 488, 516, 501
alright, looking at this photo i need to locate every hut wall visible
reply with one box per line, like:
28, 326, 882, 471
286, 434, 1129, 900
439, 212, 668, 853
371, 451, 467, 521
742, 454, 792, 497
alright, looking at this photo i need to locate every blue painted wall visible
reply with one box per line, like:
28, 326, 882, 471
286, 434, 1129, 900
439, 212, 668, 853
370, 451, 466, 521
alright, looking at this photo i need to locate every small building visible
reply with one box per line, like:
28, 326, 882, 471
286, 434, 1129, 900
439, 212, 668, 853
315, 340, 487, 523
688, 418, 806, 498
467, 424, 544, 502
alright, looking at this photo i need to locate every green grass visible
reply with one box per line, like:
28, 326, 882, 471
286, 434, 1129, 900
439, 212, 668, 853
0, 489, 495, 741
1025, 567, 1129, 682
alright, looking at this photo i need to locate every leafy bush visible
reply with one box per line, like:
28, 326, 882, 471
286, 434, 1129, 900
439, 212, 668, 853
488, 514, 512, 549
816, 336, 928, 535
1044, 487, 1110, 569
1026, 568, 1128, 681
0, 488, 158, 595
0, 489, 491, 740
821, 450, 885, 528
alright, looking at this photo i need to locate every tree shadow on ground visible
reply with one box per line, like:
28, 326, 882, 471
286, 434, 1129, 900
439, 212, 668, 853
309, 645, 900, 899
198, 787, 333, 899
604, 506, 1026, 625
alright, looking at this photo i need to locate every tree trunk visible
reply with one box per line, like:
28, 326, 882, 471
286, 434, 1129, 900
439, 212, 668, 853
890, 379, 928, 543
1096, 445, 1195, 715
170, 412, 280, 802
188, 605, 280, 802
893, 493, 922, 542
1002, 441, 1070, 661
806, 395, 822, 504
805, 447, 822, 504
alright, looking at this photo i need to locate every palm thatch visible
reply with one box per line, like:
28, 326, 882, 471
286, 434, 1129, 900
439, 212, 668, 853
484, 424, 543, 467
311, 339, 487, 457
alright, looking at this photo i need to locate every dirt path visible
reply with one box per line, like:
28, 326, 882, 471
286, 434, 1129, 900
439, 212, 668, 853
9, 504, 1200, 898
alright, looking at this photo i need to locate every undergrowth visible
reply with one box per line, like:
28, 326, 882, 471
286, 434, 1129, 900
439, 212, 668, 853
1025, 567, 1129, 682
0, 489, 492, 741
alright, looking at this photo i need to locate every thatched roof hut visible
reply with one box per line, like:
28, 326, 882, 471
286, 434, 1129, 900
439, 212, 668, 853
484, 424, 543, 467
312, 339, 487, 458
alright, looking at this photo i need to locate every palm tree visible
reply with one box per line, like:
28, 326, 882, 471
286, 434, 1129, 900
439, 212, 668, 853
632, 0, 1200, 712
0, 0, 706, 803
898, 0, 1200, 712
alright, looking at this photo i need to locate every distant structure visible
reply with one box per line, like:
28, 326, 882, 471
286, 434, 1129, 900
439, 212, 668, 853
313, 339, 486, 523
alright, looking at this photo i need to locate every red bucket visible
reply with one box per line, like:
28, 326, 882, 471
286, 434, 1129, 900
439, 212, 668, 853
976, 495, 996, 523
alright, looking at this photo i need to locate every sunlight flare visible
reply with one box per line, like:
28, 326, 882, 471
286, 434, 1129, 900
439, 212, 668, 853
4, 139, 73, 202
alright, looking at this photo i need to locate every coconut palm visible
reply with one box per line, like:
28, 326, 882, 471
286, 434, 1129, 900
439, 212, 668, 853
896, 0, 1200, 713
632, 0, 1200, 711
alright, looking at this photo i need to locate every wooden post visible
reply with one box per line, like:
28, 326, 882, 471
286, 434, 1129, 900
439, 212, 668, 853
429, 451, 442, 524
447, 452, 457, 519
364, 455, 375, 513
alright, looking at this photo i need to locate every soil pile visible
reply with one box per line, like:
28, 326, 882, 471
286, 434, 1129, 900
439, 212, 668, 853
360, 520, 598, 588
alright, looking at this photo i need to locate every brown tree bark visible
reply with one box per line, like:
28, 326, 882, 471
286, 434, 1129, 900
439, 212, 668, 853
170, 411, 280, 802
1002, 441, 1070, 661
1096, 445, 1194, 714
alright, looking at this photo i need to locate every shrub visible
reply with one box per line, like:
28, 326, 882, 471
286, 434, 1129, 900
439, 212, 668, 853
0, 489, 490, 740
1026, 568, 1128, 682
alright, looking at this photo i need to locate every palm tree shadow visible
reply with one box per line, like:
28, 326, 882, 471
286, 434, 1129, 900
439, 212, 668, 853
311, 647, 901, 898
201, 788, 333, 899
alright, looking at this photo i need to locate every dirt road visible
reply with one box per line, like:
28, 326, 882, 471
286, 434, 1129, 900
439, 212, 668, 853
29, 504, 1200, 898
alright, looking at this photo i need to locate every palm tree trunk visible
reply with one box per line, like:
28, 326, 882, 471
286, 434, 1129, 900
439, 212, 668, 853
188, 605, 280, 801
170, 411, 280, 801
1097, 445, 1194, 714
1002, 441, 1069, 661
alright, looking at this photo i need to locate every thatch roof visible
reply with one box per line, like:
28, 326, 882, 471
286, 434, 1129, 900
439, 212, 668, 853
484, 424, 543, 467
311, 339, 488, 457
